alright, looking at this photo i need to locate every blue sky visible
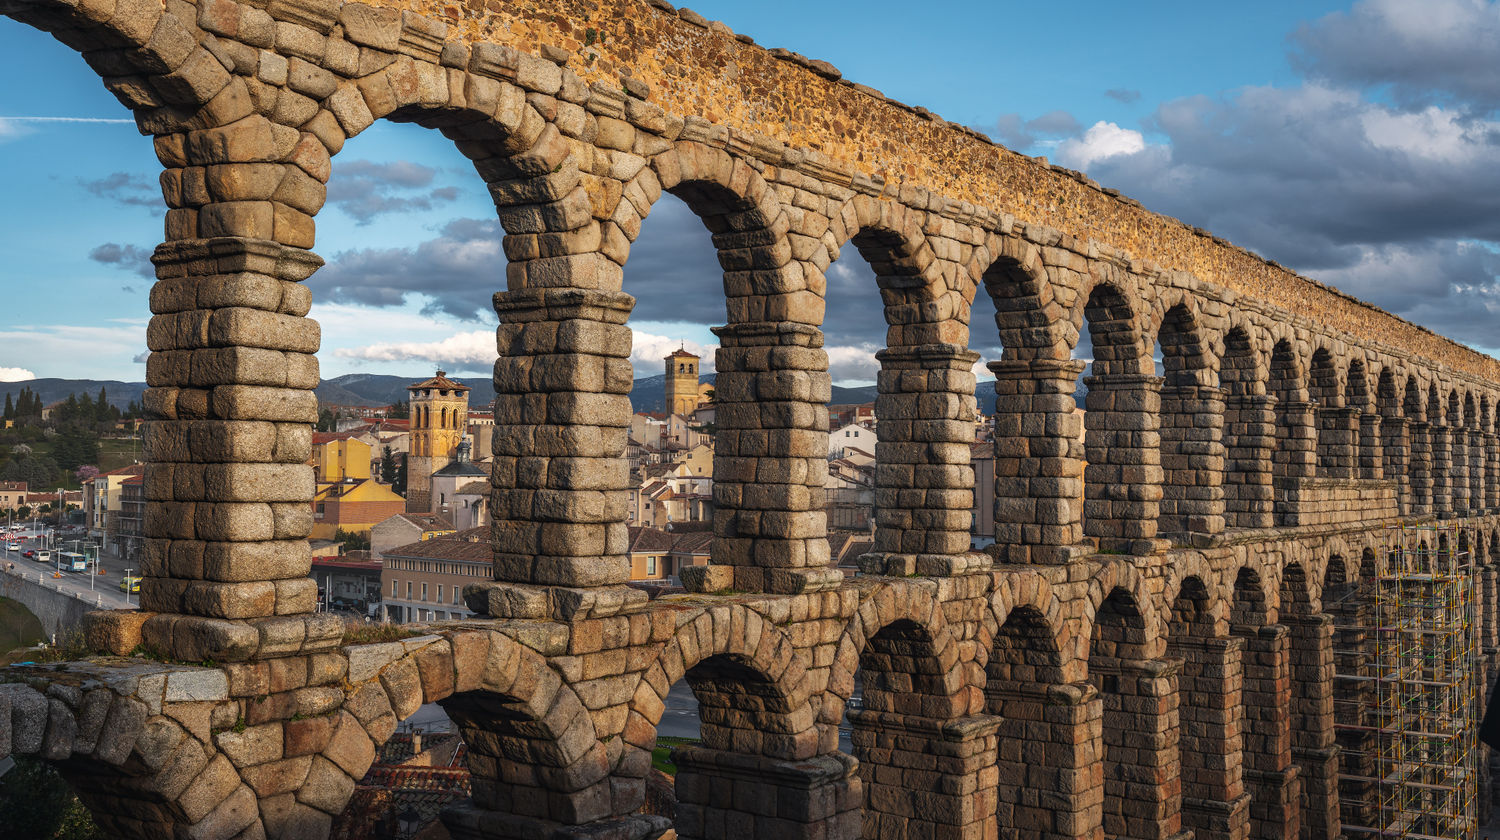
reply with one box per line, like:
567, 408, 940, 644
2, 0, 1498, 386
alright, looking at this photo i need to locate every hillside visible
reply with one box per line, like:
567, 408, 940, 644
0, 373, 1087, 415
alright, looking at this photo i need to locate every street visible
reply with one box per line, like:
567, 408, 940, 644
1, 530, 134, 611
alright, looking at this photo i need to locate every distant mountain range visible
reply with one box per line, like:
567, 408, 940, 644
0, 373, 1087, 415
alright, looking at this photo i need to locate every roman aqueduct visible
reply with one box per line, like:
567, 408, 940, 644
0, 0, 1497, 838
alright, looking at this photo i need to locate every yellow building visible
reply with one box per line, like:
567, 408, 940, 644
677, 441, 714, 477
312, 433, 372, 483
406, 370, 471, 513
665, 348, 713, 416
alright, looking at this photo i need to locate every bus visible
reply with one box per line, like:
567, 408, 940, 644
58, 551, 87, 573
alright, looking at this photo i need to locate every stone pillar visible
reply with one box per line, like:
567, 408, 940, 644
1224, 394, 1276, 530
1274, 401, 1317, 527
1469, 429, 1484, 515
1452, 426, 1472, 515
672, 747, 860, 840
479, 288, 644, 620
1431, 424, 1453, 517
1358, 413, 1382, 480
1093, 658, 1191, 840
848, 711, 1001, 840
1380, 416, 1410, 515
1409, 421, 1433, 516
1158, 384, 1226, 543
140, 236, 340, 662
1084, 373, 1164, 555
862, 344, 982, 576
1232, 624, 1301, 840
1283, 614, 1339, 840
696, 322, 839, 595
1486, 432, 1499, 512
989, 681, 1103, 840
987, 360, 1087, 565
1483, 565, 1499, 654
1171, 635, 1251, 840
1316, 406, 1357, 479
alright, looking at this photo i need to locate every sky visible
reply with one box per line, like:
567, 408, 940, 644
1, 0, 1498, 388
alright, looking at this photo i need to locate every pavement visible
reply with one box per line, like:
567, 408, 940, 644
0, 531, 135, 610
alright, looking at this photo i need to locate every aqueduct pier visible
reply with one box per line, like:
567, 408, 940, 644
0, 0, 1498, 838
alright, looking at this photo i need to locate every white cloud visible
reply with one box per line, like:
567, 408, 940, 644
1360, 106, 1498, 164
1055, 121, 1147, 170
335, 329, 496, 366
631, 331, 716, 374
0, 367, 34, 382
825, 344, 881, 384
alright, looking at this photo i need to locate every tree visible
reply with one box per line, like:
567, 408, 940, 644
394, 459, 407, 496
3, 393, 11, 420
2, 452, 59, 488
379, 446, 398, 485
0, 757, 101, 840
317, 408, 336, 432
388, 399, 409, 419
76, 465, 99, 484
15, 505, 29, 519
335, 528, 371, 552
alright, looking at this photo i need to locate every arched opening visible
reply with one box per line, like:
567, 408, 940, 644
1230, 566, 1300, 839
1449, 391, 1472, 514
1281, 563, 1339, 837
1309, 348, 1350, 478
1088, 586, 1180, 840
821, 202, 978, 570
846, 616, 981, 839
1430, 383, 1451, 516
1483, 395, 1497, 511
1080, 283, 1157, 554
1221, 326, 1273, 529
1465, 392, 1482, 513
1347, 360, 1379, 479
1166, 575, 1246, 838
1405, 377, 1433, 513
981, 245, 1082, 565
986, 605, 1091, 840
1376, 369, 1406, 511
1329, 551, 1376, 830
1270, 340, 1315, 524
1155, 303, 1222, 541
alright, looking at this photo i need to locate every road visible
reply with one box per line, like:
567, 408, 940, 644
1, 530, 135, 610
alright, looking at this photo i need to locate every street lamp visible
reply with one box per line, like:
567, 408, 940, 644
123, 567, 132, 608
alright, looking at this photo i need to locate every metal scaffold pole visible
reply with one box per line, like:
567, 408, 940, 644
1333, 524, 1480, 840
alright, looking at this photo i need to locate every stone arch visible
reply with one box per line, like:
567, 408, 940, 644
1075, 272, 1148, 376
827, 194, 952, 344
338, 631, 616, 831
0, 666, 233, 840
1270, 338, 1315, 492
974, 232, 1066, 361
826, 581, 973, 720
1221, 324, 1274, 528
1345, 358, 1371, 414
627, 604, 817, 762
986, 570, 1075, 674
1086, 559, 1164, 659
1155, 299, 1223, 537
1279, 562, 1314, 616
1231, 565, 1272, 628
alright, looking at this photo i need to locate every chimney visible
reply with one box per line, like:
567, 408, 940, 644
411, 731, 422, 754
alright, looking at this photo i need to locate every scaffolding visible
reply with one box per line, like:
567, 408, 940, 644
1333, 524, 1481, 840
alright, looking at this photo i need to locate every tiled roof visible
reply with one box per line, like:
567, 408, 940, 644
408, 371, 470, 392
382, 527, 492, 563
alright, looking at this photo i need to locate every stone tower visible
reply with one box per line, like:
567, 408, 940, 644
665, 348, 701, 416
406, 370, 471, 512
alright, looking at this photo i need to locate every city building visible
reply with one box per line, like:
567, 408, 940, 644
116, 475, 145, 564
310, 553, 383, 613
370, 512, 454, 560
664, 348, 712, 415
0, 480, 26, 512
829, 422, 876, 459
82, 463, 143, 550
380, 528, 490, 623
626, 525, 711, 583
406, 371, 470, 512
428, 439, 487, 522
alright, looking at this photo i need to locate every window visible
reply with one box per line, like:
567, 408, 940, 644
453, 587, 460, 605
845, 431, 850, 437
421, 583, 428, 602
437, 584, 444, 603
406, 581, 412, 599
391, 579, 397, 597
647, 555, 657, 575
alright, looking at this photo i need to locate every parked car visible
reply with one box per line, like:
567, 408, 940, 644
119, 576, 141, 594
22, 550, 35, 559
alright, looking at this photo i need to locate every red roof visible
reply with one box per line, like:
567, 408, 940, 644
408, 371, 470, 392
313, 432, 359, 444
